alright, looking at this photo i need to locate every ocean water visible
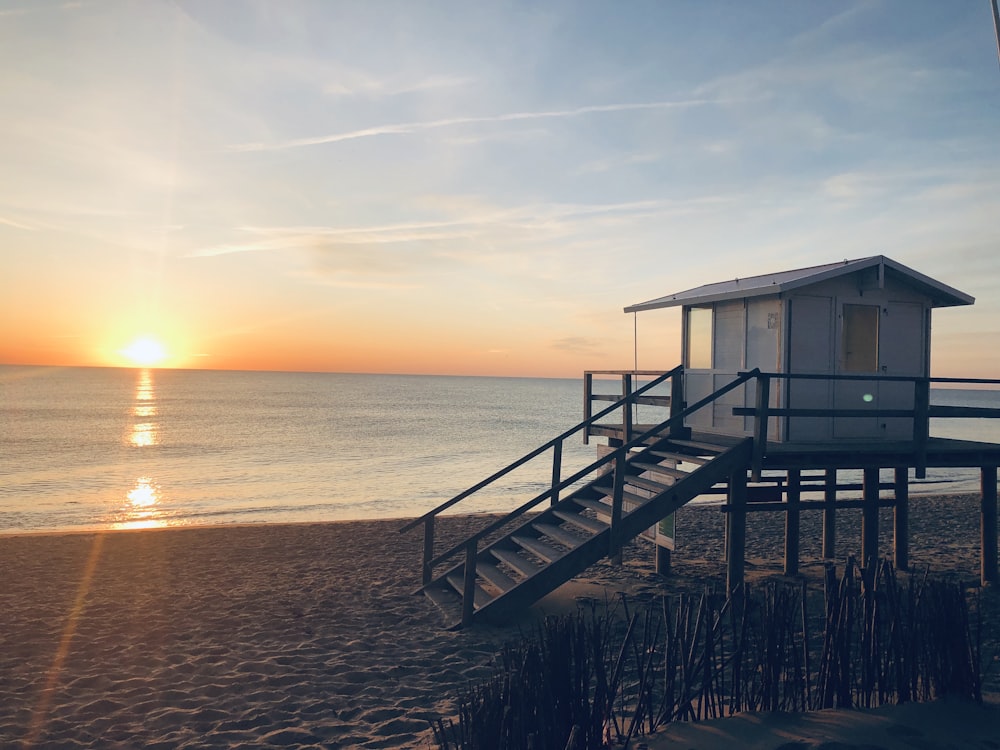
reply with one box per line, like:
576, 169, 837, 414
2, 366, 999, 534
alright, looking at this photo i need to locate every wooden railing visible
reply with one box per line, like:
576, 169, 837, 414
582, 369, 684, 444
398, 366, 681, 584
399, 367, 763, 595
736, 372, 1000, 480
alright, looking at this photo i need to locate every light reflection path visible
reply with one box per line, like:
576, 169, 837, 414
22, 534, 106, 748
130, 369, 158, 449
119, 369, 167, 530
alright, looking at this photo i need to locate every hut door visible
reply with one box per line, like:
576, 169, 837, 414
833, 301, 880, 438
787, 295, 834, 442
879, 301, 925, 438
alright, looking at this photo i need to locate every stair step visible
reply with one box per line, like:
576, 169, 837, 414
630, 461, 690, 479
423, 583, 461, 610
667, 438, 725, 454
446, 572, 492, 609
594, 486, 652, 508
645, 449, 711, 466
511, 534, 565, 564
532, 522, 585, 550
623, 474, 673, 494
491, 547, 543, 578
477, 562, 518, 593
572, 497, 614, 516
552, 509, 608, 534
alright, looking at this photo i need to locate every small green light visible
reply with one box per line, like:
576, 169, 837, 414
862, 393, 874, 403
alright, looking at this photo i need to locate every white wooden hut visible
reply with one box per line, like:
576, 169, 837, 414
624, 256, 974, 444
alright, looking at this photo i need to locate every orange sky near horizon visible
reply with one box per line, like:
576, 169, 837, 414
0, 303, 682, 378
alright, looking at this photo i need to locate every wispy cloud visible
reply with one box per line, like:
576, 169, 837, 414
187, 194, 734, 261
0, 1, 90, 18
572, 151, 664, 176
325, 72, 474, 98
227, 98, 725, 152
550, 336, 605, 355
0, 215, 36, 231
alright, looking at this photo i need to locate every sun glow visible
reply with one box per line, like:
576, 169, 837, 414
121, 337, 167, 367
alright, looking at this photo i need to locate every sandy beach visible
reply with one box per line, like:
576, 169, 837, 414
1, 495, 998, 749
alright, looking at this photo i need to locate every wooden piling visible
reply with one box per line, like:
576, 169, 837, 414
727, 468, 748, 593
822, 469, 837, 559
861, 467, 879, 570
784, 469, 800, 576
893, 467, 909, 571
982, 465, 998, 586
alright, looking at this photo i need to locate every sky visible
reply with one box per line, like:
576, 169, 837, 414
1, 0, 998, 378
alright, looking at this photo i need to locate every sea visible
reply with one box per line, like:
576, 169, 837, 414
2, 365, 999, 535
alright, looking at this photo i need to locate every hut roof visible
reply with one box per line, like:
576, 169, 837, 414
624, 255, 974, 313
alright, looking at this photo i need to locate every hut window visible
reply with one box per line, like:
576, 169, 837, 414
842, 304, 879, 373
687, 306, 713, 369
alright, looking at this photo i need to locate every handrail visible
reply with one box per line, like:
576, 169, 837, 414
422, 369, 760, 575
738, 371, 1000, 480
744, 371, 1000, 386
744, 371, 924, 383
398, 366, 681, 534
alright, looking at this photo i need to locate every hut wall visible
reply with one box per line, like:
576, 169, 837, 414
684, 296, 782, 439
784, 273, 928, 442
683, 269, 931, 444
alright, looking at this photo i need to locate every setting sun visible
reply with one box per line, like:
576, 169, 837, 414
121, 337, 167, 367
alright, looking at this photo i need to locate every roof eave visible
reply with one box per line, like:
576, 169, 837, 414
624, 255, 974, 313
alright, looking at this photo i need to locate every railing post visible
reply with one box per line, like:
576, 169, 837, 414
550, 439, 562, 507
751, 373, 770, 482
583, 372, 593, 445
610, 448, 626, 565
669, 368, 686, 438
462, 540, 478, 628
622, 372, 633, 444
913, 378, 929, 479
422, 516, 435, 585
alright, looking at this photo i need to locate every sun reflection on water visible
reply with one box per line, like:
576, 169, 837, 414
129, 369, 158, 447
114, 477, 167, 530
116, 370, 170, 530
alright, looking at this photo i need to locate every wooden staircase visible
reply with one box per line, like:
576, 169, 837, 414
419, 433, 753, 629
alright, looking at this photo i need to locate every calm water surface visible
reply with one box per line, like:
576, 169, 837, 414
2, 366, 998, 534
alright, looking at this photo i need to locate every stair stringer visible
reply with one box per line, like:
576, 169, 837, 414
469, 437, 754, 626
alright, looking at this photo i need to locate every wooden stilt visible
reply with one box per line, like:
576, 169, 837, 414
723, 501, 730, 563
784, 469, 801, 576
862, 467, 880, 570
982, 465, 998, 586
822, 469, 837, 559
655, 546, 671, 575
894, 467, 909, 571
727, 468, 748, 593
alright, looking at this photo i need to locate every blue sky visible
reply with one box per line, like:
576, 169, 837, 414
1, 1, 998, 377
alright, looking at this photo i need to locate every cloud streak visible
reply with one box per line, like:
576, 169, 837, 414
227, 98, 725, 152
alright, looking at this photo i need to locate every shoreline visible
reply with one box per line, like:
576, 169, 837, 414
1, 497, 997, 748
0, 481, 989, 539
